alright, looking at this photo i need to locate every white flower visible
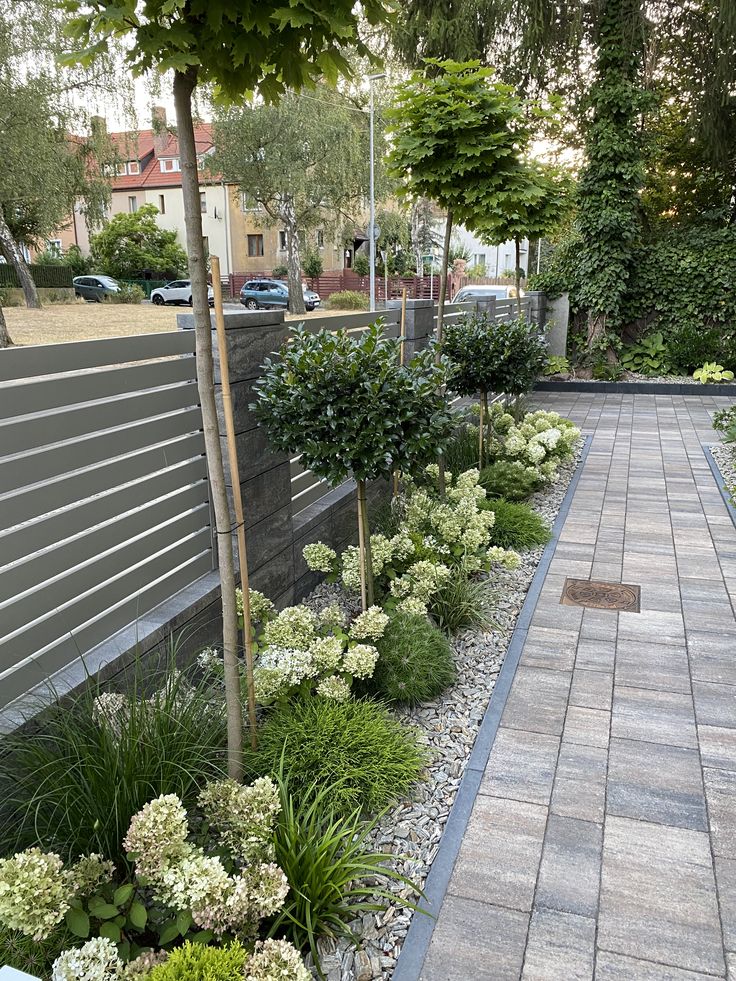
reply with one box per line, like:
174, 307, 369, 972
308, 635, 344, 671
0, 849, 70, 940
349, 606, 389, 642
262, 606, 317, 649
302, 542, 337, 573
245, 939, 311, 981
52, 937, 122, 981
317, 675, 351, 701
342, 643, 379, 679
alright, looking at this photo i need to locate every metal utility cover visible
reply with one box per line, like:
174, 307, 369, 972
561, 577, 641, 613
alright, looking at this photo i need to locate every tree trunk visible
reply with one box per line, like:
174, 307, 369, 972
174, 68, 244, 781
0, 304, 12, 348
356, 479, 374, 610
0, 207, 40, 309
515, 236, 522, 317
478, 390, 489, 470
284, 196, 306, 315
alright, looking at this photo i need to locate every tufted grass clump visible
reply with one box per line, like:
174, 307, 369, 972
442, 423, 479, 474
248, 696, 425, 817
479, 460, 544, 501
481, 497, 552, 550
364, 612, 456, 705
429, 574, 496, 634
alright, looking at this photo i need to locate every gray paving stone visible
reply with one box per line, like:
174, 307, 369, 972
447, 795, 547, 912
714, 856, 736, 952
703, 767, 736, 857
576, 637, 617, 671
693, 681, 736, 728
480, 727, 561, 805
599, 816, 724, 976
570, 670, 614, 711
563, 705, 611, 749
611, 686, 698, 748
500, 666, 572, 736
551, 742, 608, 823
595, 951, 725, 980
614, 641, 691, 694
617, 609, 686, 645
521, 908, 595, 981
535, 814, 603, 917
688, 632, 736, 686
699, 725, 736, 770
607, 737, 707, 831
420, 896, 529, 981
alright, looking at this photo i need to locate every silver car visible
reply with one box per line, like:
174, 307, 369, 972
73, 275, 121, 302
150, 280, 214, 306
453, 284, 524, 303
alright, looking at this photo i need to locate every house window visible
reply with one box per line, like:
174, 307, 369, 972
158, 194, 165, 214
473, 253, 486, 268
47, 239, 62, 254
159, 158, 180, 173
241, 193, 258, 211
247, 234, 264, 257
128, 195, 138, 213
278, 230, 287, 251
200, 192, 207, 214
116, 163, 127, 176
316, 229, 324, 249
128, 160, 140, 175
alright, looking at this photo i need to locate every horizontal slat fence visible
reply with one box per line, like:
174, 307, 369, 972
0, 331, 213, 709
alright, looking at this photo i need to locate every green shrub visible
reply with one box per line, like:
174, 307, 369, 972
352, 253, 370, 276
272, 264, 288, 277
269, 775, 418, 970
248, 696, 425, 816
324, 289, 369, 310
0, 924, 71, 978
364, 612, 455, 705
620, 332, 671, 376
107, 283, 145, 304
0, 660, 227, 866
481, 498, 552, 550
148, 940, 247, 981
666, 322, 726, 374
443, 421, 480, 474
479, 460, 544, 501
302, 251, 323, 279
429, 574, 495, 634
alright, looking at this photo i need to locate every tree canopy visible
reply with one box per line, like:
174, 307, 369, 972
90, 205, 188, 280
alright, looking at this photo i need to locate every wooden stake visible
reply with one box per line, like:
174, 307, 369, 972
392, 288, 408, 499
211, 256, 258, 751
478, 390, 485, 470
356, 479, 374, 610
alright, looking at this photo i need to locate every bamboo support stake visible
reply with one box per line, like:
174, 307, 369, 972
211, 256, 258, 751
392, 288, 408, 499
478, 390, 485, 470
356, 478, 374, 610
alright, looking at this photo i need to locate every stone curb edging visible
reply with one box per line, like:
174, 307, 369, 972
535, 380, 736, 396
703, 446, 736, 530
392, 434, 594, 981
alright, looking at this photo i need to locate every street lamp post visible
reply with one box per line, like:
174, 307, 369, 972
368, 72, 386, 313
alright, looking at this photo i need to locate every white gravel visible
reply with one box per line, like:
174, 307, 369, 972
304, 445, 584, 981
710, 444, 736, 500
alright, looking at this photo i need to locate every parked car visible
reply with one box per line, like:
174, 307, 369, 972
453, 284, 525, 303
73, 275, 121, 302
150, 280, 214, 306
239, 279, 321, 312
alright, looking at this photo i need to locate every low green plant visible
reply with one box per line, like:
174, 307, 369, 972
693, 362, 734, 383
148, 940, 248, 980
247, 696, 425, 816
667, 322, 727, 374
269, 775, 420, 975
324, 289, 369, 310
352, 253, 370, 276
481, 498, 552, 550
712, 405, 736, 439
429, 573, 496, 634
106, 283, 145, 304
620, 332, 670, 376
479, 460, 544, 501
592, 357, 624, 381
364, 612, 455, 704
272, 264, 288, 277
442, 421, 480, 474
0, 923, 71, 978
302, 251, 323, 279
543, 355, 570, 375
0, 659, 227, 866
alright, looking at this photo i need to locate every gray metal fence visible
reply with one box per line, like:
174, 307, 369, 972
0, 331, 213, 709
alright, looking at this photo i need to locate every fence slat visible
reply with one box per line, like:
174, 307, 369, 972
297, 310, 401, 335
0, 330, 195, 382
0, 432, 206, 532
0, 551, 213, 706
0, 457, 208, 565
292, 477, 337, 514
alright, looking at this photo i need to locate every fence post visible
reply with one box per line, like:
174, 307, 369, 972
527, 290, 547, 328
177, 308, 297, 606
386, 297, 434, 359
475, 296, 497, 320
544, 292, 569, 356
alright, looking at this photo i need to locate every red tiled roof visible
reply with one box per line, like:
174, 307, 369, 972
109, 123, 217, 191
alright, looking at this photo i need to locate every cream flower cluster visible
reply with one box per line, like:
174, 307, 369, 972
237, 587, 276, 624
302, 542, 338, 573
52, 936, 122, 981
124, 791, 288, 937
244, 939, 311, 981
493, 408, 580, 481
198, 777, 280, 864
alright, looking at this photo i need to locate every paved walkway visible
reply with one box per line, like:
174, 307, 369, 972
419, 393, 736, 981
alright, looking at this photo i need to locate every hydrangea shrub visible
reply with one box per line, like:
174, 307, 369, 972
486, 406, 581, 482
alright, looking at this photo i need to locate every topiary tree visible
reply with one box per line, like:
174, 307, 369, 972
444, 314, 547, 466
253, 322, 454, 608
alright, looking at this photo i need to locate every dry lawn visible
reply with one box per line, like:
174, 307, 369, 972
4, 301, 340, 346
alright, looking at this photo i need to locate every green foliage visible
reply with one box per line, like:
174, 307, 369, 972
544, 355, 570, 375
352, 253, 370, 276
481, 498, 551, 550
620, 332, 671, 376
248, 696, 425, 816
269, 775, 419, 972
364, 613, 456, 705
90, 205, 187, 281
272, 264, 288, 277
442, 420, 481, 473
0, 661, 227, 865
666, 323, 728, 374
253, 323, 453, 485
106, 283, 145, 304
148, 940, 248, 981
444, 314, 548, 400
324, 290, 369, 310
0, 923, 71, 978
303, 251, 323, 278
479, 460, 544, 501
592, 357, 624, 381
712, 405, 736, 439
693, 363, 734, 383
428, 573, 495, 634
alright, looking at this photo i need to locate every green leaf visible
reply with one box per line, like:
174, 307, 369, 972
65, 907, 90, 938
128, 901, 148, 930
113, 884, 134, 907
88, 900, 120, 920
159, 921, 181, 946
99, 921, 121, 942
176, 909, 193, 936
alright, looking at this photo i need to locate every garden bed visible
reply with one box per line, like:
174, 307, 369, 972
311, 439, 586, 981
535, 378, 736, 395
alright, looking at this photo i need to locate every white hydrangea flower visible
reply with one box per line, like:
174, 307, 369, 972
237, 588, 276, 624
52, 937, 122, 981
308, 635, 344, 671
396, 596, 429, 616
342, 643, 379, 679
302, 542, 338, 573
318, 603, 346, 630
244, 939, 311, 981
0, 848, 70, 940
349, 606, 389, 642
123, 794, 190, 877
68, 854, 115, 898
198, 777, 280, 864
316, 675, 351, 701
262, 606, 317, 649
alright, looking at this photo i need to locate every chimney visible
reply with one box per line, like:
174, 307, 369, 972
90, 115, 107, 137
152, 106, 168, 154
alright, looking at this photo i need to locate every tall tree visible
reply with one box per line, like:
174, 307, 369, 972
66, 0, 392, 780
213, 88, 369, 314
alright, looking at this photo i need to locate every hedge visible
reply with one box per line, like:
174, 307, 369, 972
0, 264, 74, 289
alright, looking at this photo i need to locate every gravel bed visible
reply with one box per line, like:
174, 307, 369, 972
302, 446, 583, 981
711, 444, 736, 498
546, 372, 694, 384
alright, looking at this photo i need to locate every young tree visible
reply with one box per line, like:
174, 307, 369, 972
253, 324, 454, 609
66, 0, 393, 779
213, 89, 369, 315
410, 198, 439, 273
90, 205, 187, 280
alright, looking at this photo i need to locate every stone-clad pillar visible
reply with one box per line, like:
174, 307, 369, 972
386, 298, 435, 359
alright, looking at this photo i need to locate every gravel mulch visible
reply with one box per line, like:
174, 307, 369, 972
303, 446, 583, 981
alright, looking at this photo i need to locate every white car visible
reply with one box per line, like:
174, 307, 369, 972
150, 279, 214, 306
453, 284, 524, 303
